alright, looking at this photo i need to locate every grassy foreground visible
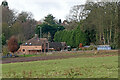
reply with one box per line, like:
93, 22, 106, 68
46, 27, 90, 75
2, 56, 118, 78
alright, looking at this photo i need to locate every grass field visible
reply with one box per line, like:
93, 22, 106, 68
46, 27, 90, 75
2, 55, 118, 78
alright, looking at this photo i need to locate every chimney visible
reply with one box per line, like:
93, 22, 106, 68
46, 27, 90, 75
59, 19, 61, 24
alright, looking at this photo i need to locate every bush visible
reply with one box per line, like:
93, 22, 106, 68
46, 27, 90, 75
76, 47, 79, 51
2, 46, 9, 56
88, 45, 94, 50
87, 45, 97, 50
8, 36, 19, 54
110, 43, 117, 49
0, 34, 6, 45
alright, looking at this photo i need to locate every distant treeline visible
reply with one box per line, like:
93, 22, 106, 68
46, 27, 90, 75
1, 1, 120, 49
54, 2, 120, 49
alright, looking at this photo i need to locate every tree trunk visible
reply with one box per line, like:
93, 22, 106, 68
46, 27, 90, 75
103, 32, 106, 45
110, 26, 112, 43
99, 33, 102, 44
113, 27, 118, 47
114, 28, 116, 43
96, 33, 98, 44
107, 28, 109, 45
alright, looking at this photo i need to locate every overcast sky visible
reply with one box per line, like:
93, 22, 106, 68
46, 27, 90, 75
0, 0, 87, 21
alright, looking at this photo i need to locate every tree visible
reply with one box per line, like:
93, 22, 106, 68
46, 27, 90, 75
2, 6, 16, 40
16, 12, 37, 40
118, 1, 120, 49
1, 34, 6, 45
2, 22, 11, 40
2, 46, 9, 56
36, 14, 65, 41
66, 5, 86, 22
2, 5, 16, 26
8, 36, 18, 55
64, 21, 79, 30
1, 1, 37, 45
44, 14, 55, 25
54, 25, 87, 48
82, 2, 119, 46
59, 1, 119, 49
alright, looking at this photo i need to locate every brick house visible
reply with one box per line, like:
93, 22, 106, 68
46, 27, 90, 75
18, 34, 49, 54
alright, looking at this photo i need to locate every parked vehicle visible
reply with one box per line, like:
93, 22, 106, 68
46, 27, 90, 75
67, 46, 71, 51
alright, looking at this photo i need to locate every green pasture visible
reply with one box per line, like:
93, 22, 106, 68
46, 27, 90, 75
2, 55, 118, 78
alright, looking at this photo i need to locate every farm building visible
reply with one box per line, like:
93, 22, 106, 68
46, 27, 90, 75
18, 34, 49, 54
49, 42, 67, 51
97, 45, 111, 50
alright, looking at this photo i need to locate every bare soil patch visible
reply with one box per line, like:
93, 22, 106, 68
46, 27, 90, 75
2, 50, 118, 64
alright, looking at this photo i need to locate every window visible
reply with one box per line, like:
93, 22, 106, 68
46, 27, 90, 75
29, 43, 32, 45
42, 49, 44, 52
23, 49, 25, 52
25, 43, 27, 45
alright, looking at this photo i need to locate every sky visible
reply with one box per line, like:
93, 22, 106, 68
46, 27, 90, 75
0, 0, 87, 21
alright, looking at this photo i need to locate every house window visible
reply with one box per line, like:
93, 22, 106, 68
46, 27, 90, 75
25, 43, 27, 45
23, 49, 25, 52
42, 49, 44, 52
29, 43, 32, 45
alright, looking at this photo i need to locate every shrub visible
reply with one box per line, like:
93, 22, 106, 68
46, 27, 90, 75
2, 34, 6, 45
8, 36, 19, 54
88, 45, 96, 50
2, 46, 9, 56
110, 43, 117, 49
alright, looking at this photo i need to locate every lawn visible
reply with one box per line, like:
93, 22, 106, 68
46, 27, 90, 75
2, 55, 118, 78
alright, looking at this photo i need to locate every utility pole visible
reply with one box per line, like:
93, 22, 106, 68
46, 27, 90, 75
38, 26, 42, 38
40, 27, 42, 38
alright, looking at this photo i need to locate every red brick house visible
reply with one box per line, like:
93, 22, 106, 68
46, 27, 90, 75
18, 35, 49, 54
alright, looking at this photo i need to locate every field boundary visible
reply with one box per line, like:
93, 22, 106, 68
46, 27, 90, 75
2, 50, 118, 64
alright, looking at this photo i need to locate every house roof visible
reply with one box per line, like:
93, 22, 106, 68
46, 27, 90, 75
49, 42, 63, 49
21, 36, 48, 46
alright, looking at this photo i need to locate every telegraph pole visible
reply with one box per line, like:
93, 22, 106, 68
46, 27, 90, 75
38, 26, 42, 38
40, 27, 42, 38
